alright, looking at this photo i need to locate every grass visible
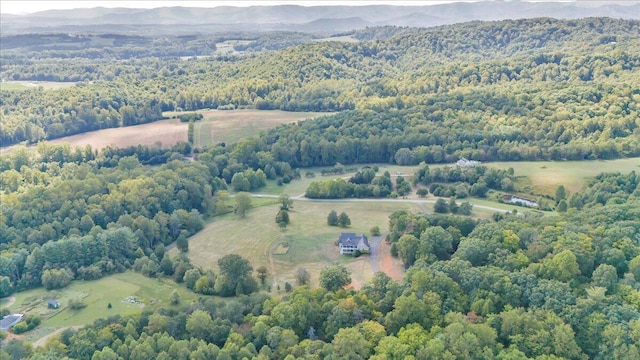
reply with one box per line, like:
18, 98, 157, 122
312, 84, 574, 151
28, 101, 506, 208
172, 200, 420, 290
6, 271, 197, 339
1, 82, 30, 91
192, 109, 330, 147
485, 158, 640, 194
1, 81, 77, 90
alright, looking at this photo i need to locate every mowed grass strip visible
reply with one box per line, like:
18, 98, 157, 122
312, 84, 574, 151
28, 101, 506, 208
180, 200, 420, 289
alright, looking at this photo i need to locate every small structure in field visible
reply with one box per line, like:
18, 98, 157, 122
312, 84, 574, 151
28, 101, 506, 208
502, 194, 538, 208
48, 299, 60, 309
338, 233, 370, 255
0, 314, 24, 331
456, 157, 481, 167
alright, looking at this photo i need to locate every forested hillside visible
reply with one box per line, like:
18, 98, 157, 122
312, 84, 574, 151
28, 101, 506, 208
2, 18, 640, 160
2, 16, 640, 360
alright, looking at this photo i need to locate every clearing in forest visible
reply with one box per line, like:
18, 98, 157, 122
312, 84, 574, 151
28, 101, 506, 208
173, 200, 420, 290
193, 109, 330, 147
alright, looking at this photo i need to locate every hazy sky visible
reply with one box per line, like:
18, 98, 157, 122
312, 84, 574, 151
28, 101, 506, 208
0, 0, 483, 15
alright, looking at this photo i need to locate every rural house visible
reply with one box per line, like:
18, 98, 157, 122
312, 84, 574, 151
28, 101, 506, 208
338, 233, 370, 255
48, 299, 60, 309
0, 314, 24, 331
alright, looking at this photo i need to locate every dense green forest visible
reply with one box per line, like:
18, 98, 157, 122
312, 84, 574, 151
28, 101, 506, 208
2, 18, 639, 160
2, 161, 639, 359
2, 17, 640, 359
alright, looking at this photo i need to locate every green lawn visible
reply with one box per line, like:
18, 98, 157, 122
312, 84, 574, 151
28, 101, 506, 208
193, 109, 329, 147
485, 158, 640, 194
172, 200, 420, 289
1, 82, 30, 91
1, 81, 77, 90
6, 271, 197, 337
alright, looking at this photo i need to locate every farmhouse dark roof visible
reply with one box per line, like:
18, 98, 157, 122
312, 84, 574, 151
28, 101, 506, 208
338, 233, 369, 247
48, 299, 59, 306
0, 314, 24, 331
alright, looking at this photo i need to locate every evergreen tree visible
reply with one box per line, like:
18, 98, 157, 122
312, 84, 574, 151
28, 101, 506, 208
327, 210, 339, 226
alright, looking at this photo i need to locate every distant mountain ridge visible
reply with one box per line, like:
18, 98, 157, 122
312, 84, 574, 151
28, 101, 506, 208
2, 2, 639, 34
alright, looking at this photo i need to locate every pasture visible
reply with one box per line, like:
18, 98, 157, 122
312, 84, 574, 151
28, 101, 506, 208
173, 200, 419, 290
47, 119, 188, 150
1, 81, 77, 90
192, 109, 329, 147
7, 110, 328, 152
485, 158, 640, 193
4, 272, 195, 342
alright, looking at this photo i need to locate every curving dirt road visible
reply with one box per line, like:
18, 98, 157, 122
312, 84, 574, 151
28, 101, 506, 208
1, 296, 16, 309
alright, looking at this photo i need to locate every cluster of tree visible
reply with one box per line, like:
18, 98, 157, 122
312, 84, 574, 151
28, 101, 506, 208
414, 165, 513, 193
565, 171, 639, 210
306, 171, 408, 199
176, 112, 203, 122
231, 169, 267, 192
433, 197, 473, 215
179, 254, 259, 297
327, 211, 351, 228
9, 314, 40, 335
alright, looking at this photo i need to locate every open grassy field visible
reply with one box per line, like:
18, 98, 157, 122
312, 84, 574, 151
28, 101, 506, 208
486, 158, 640, 193
1, 81, 77, 90
172, 200, 420, 290
46, 119, 188, 150
268, 157, 639, 202
191, 109, 330, 147
4, 271, 196, 342
2, 110, 329, 154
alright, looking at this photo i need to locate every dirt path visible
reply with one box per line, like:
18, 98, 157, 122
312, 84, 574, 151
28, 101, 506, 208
377, 240, 405, 282
1, 296, 16, 309
368, 235, 385, 273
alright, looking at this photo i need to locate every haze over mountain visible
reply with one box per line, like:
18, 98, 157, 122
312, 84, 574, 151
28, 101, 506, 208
2, 1, 639, 34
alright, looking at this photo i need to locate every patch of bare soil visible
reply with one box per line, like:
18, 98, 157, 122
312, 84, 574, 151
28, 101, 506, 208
377, 241, 405, 282
48, 119, 187, 150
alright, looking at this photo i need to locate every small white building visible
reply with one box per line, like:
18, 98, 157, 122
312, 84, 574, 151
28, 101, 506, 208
338, 233, 370, 255
456, 157, 481, 167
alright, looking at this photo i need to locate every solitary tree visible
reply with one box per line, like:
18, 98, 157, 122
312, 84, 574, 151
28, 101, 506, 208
555, 185, 567, 203
234, 192, 252, 218
338, 212, 351, 227
434, 198, 448, 213
327, 210, 339, 226
256, 266, 268, 286
217, 254, 256, 296
170, 289, 181, 305
279, 193, 293, 210
459, 201, 473, 215
557, 199, 568, 212
448, 197, 459, 214
275, 209, 290, 229
295, 267, 311, 286
370, 225, 381, 236
176, 233, 189, 252
319, 264, 351, 291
